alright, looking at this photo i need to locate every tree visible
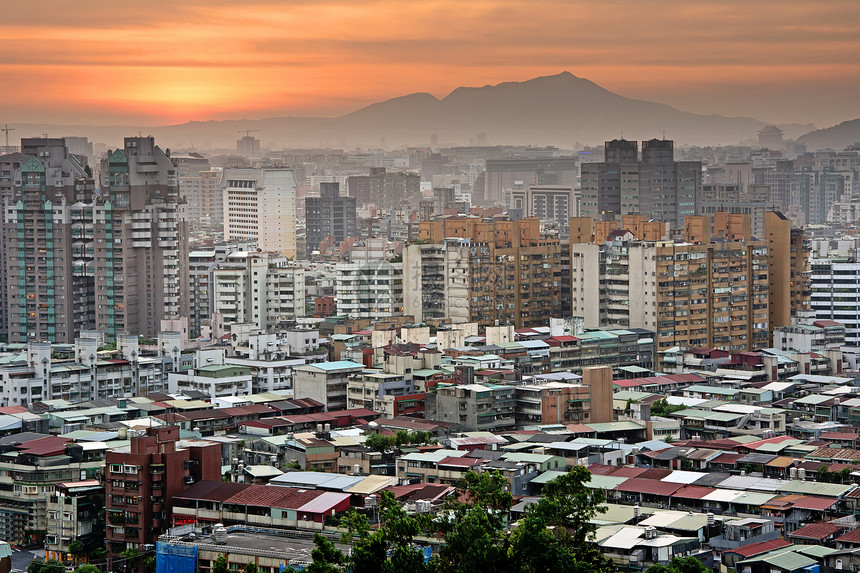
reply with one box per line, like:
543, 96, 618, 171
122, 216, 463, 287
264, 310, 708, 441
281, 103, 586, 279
244, 563, 259, 573
307, 491, 429, 573
507, 466, 616, 573
120, 548, 141, 573
68, 539, 86, 564
364, 431, 391, 454
73, 565, 101, 573
645, 556, 710, 573
89, 548, 107, 563
212, 554, 229, 573
28, 560, 65, 573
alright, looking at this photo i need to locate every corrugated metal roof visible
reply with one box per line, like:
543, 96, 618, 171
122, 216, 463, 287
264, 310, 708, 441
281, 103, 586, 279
615, 478, 683, 496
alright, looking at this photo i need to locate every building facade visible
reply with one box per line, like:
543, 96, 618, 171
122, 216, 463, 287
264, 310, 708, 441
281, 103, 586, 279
222, 168, 297, 258
305, 182, 356, 258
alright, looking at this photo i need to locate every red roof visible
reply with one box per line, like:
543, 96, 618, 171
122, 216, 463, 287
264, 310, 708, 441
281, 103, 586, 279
437, 456, 482, 467
742, 435, 804, 450
587, 464, 617, 476
637, 468, 673, 480
548, 335, 578, 343
15, 436, 71, 457
0, 406, 28, 414
789, 522, 843, 540
820, 432, 859, 441
615, 478, 683, 496
671, 485, 716, 500
789, 496, 839, 511
836, 528, 860, 545
711, 453, 744, 464
726, 539, 792, 558
608, 467, 648, 478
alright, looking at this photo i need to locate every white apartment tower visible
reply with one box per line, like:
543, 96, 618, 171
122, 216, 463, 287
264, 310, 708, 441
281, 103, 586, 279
222, 168, 297, 258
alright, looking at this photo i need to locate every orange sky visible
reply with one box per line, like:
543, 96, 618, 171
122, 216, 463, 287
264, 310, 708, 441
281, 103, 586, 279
3, 0, 859, 127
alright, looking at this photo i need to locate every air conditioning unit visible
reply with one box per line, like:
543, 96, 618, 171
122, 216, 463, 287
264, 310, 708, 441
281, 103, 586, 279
13, 492, 20, 496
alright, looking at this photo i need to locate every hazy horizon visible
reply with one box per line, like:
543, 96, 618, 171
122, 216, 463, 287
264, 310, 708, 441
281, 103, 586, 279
2, 0, 859, 129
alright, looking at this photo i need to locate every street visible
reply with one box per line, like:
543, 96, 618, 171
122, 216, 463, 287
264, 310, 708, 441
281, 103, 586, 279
11, 547, 44, 573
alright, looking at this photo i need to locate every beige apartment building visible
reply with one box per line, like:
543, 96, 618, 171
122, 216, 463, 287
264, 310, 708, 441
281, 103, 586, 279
570, 216, 770, 352
404, 217, 562, 328
222, 168, 297, 258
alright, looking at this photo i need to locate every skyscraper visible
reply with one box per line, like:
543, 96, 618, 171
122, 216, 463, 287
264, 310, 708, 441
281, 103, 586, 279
98, 137, 189, 339
222, 168, 297, 258
304, 182, 356, 258
581, 139, 701, 227
4, 138, 94, 343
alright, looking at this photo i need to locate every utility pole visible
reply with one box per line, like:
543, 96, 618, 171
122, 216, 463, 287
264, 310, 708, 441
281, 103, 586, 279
0, 124, 14, 149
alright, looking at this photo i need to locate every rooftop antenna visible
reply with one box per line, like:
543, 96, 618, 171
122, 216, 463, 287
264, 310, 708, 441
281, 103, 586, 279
1, 125, 15, 148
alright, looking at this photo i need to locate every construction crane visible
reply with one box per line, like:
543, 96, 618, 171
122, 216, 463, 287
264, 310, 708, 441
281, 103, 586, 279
1, 124, 14, 148
238, 129, 260, 138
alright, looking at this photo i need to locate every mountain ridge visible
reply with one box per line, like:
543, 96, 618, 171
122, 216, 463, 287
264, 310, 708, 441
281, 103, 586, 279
3, 72, 824, 149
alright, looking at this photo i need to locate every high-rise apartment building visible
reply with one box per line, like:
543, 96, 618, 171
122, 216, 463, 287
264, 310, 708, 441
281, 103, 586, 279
236, 135, 260, 157
104, 426, 221, 571
222, 168, 297, 258
98, 136, 189, 339
809, 257, 860, 346
305, 182, 356, 258
4, 136, 188, 343
4, 138, 95, 343
766, 212, 811, 335
581, 139, 701, 227
509, 185, 577, 231
346, 167, 420, 209
212, 251, 306, 332
483, 157, 577, 205
172, 153, 222, 226
404, 217, 562, 328
569, 217, 769, 352
335, 260, 404, 319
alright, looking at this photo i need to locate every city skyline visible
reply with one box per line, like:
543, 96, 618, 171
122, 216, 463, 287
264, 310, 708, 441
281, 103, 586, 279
2, 0, 859, 127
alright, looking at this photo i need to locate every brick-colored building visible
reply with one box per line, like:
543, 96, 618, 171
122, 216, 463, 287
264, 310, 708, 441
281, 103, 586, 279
104, 426, 221, 571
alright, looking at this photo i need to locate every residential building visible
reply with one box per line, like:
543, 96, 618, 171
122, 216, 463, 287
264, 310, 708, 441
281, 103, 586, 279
483, 156, 577, 205
304, 182, 356, 258
580, 139, 701, 227
172, 153, 222, 226
292, 361, 365, 411
0, 435, 104, 546
167, 350, 253, 399
570, 217, 769, 351
104, 426, 221, 571
236, 135, 260, 158
45, 480, 104, 563
335, 260, 403, 319
766, 211, 812, 334
97, 136, 189, 339
346, 167, 420, 210
405, 217, 562, 328
774, 321, 847, 353
222, 168, 297, 258
3, 138, 95, 343
211, 251, 306, 332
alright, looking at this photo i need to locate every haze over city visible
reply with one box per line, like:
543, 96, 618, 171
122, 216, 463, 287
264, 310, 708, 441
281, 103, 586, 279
3, 0, 859, 127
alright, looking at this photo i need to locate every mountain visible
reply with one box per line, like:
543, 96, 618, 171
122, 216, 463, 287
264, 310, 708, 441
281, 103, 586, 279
796, 119, 860, 150
7, 72, 817, 149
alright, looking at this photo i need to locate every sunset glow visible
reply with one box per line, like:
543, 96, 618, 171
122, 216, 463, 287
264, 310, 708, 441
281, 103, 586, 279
3, 0, 859, 126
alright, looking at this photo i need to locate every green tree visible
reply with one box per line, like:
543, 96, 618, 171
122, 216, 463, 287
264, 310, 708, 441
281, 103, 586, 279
28, 560, 65, 573
121, 548, 141, 573
364, 432, 392, 454
394, 430, 410, 448
307, 491, 429, 573
68, 539, 86, 564
89, 548, 107, 563
508, 466, 616, 573
212, 554, 229, 573
73, 565, 101, 573
244, 563, 259, 573
645, 556, 710, 573
144, 556, 157, 573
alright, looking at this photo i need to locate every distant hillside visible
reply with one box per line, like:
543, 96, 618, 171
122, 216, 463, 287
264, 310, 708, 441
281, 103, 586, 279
7, 72, 821, 150
796, 119, 860, 150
